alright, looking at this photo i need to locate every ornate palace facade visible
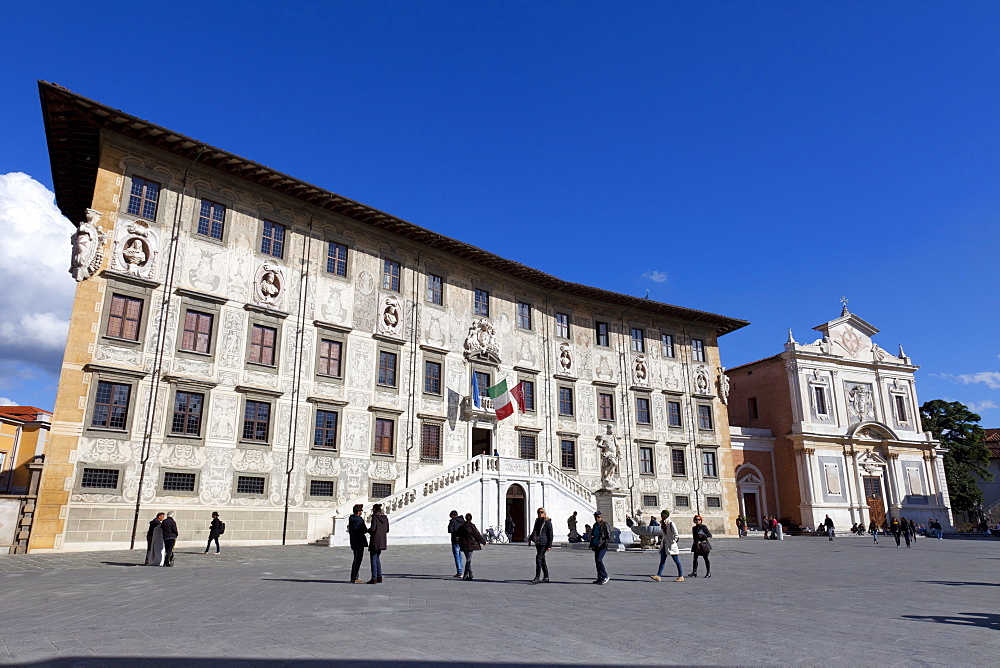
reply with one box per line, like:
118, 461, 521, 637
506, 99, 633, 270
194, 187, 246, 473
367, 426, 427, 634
31, 82, 746, 551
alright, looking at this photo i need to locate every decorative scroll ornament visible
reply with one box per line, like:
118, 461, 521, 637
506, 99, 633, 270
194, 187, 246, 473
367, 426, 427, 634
376, 294, 403, 338
463, 318, 500, 363
694, 365, 711, 395
252, 262, 285, 308
557, 342, 574, 374
718, 366, 730, 405
69, 209, 107, 282
111, 219, 158, 279
632, 355, 649, 386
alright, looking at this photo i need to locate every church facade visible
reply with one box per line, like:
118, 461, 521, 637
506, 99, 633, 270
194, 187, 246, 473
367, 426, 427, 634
726, 307, 953, 531
30, 82, 747, 551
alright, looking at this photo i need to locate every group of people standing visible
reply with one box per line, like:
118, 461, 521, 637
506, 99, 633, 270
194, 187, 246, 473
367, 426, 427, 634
144, 511, 224, 566
347, 503, 390, 583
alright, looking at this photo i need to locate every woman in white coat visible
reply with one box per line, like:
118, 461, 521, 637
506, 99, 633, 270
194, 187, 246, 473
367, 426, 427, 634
650, 509, 684, 582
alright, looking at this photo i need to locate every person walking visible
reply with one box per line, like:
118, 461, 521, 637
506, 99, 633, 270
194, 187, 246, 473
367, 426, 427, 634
447, 510, 465, 578
908, 518, 917, 543
688, 515, 713, 578
889, 517, 902, 547
367, 503, 389, 584
650, 510, 684, 582
504, 515, 515, 542
869, 519, 879, 544
204, 512, 223, 554
455, 513, 487, 580
348, 504, 368, 583
145, 512, 165, 566
900, 516, 912, 548
528, 507, 553, 583
824, 515, 835, 541
161, 511, 178, 567
590, 511, 611, 584
736, 515, 745, 539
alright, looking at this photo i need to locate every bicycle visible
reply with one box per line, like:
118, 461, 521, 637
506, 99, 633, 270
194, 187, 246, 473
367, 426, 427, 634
483, 526, 509, 544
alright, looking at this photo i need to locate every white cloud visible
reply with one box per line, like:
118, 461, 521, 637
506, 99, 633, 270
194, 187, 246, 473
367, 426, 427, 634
0, 173, 75, 374
966, 400, 998, 413
0, 397, 17, 406
642, 270, 668, 283
937, 371, 1000, 390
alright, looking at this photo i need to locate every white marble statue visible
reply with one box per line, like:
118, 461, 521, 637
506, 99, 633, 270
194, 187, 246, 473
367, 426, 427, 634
597, 424, 621, 490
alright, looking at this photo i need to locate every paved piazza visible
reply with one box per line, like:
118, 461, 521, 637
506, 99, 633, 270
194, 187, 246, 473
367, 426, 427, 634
0, 535, 997, 666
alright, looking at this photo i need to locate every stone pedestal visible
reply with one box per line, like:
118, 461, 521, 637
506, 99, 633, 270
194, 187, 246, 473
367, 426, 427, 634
595, 489, 634, 550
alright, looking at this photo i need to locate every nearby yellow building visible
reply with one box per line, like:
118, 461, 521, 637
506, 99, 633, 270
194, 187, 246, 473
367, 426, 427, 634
0, 406, 51, 495
32, 82, 747, 552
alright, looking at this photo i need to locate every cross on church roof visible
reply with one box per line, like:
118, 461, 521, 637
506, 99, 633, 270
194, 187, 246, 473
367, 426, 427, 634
840, 295, 850, 316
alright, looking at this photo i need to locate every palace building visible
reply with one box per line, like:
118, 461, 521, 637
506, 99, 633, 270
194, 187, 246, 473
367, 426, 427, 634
726, 307, 953, 532
30, 82, 748, 551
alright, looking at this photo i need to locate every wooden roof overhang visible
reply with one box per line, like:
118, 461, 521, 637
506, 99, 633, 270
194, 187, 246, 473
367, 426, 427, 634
37, 81, 749, 336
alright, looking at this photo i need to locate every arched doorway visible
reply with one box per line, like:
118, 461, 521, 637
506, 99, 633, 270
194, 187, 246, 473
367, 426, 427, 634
505, 484, 527, 542
736, 465, 767, 529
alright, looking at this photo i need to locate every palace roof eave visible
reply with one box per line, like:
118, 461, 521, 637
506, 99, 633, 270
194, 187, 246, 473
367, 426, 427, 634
37, 81, 748, 336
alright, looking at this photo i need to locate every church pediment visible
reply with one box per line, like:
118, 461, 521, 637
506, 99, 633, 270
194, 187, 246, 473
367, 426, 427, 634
738, 473, 763, 485
848, 421, 899, 441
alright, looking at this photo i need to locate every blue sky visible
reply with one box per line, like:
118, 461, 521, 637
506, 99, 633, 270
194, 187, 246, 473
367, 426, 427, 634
1, 1, 998, 422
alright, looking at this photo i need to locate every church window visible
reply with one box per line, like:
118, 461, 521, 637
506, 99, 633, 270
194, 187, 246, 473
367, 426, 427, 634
630, 327, 645, 352
668, 401, 682, 427
560, 439, 576, 469
107, 295, 143, 341
639, 446, 654, 474
555, 312, 570, 338
197, 199, 226, 240
814, 387, 828, 415
598, 393, 615, 421
691, 338, 705, 362
427, 273, 443, 305
127, 177, 160, 220
474, 289, 490, 317
895, 395, 908, 422
702, 450, 718, 478
260, 220, 285, 258
661, 333, 675, 358
326, 242, 348, 277
382, 259, 401, 292
595, 321, 609, 347
420, 422, 442, 461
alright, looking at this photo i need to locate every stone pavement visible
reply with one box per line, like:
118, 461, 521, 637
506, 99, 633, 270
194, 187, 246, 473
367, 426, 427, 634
0, 534, 998, 666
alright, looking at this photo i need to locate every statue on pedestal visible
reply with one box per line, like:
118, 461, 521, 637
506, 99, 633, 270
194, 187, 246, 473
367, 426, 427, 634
597, 424, 621, 490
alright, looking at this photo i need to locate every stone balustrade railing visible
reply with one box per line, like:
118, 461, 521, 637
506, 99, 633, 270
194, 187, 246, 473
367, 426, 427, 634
379, 456, 485, 515
543, 462, 594, 500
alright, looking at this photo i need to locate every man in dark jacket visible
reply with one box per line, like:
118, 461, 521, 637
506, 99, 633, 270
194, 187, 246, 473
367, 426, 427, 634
455, 513, 487, 580
367, 503, 389, 584
590, 511, 611, 584
824, 514, 835, 541
160, 511, 178, 567
146, 512, 164, 553
447, 510, 465, 578
204, 512, 223, 554
348, 504, 368, 583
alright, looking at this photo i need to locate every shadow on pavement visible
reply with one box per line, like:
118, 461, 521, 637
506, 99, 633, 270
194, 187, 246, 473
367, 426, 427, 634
9, 661, 618, 668
100, 562, 144, 567
916, 580, 1000, 587
902, 612, 1000, 630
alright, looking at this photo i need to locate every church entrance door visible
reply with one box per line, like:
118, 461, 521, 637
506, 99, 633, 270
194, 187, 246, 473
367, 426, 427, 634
864, 476, 885, 526
742, 492, 760, 528
505, 484, 527, 542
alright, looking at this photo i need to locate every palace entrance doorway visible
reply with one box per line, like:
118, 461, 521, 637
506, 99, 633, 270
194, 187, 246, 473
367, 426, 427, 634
506, 484, 526, 542
472, 428, 492, 457
864, 476, 886, 526
742, 492, 760, 529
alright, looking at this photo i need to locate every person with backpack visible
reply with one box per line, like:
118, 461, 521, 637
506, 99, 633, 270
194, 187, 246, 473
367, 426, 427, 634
204, 511, 224, 554
528, 507, 553, 583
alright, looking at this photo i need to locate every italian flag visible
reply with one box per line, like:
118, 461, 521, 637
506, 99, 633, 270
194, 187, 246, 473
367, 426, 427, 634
487, 379, 526, 420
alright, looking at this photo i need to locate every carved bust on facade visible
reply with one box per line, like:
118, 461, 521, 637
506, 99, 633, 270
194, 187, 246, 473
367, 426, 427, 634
632, 355, 649, 386
694, 365, 711, 395
69, 209, 107, 282
377, 295, 404, 339
464, 318, 500, 363
558, 342, 573, 374
111, 219, 158, 279
252, 262, 285, 308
